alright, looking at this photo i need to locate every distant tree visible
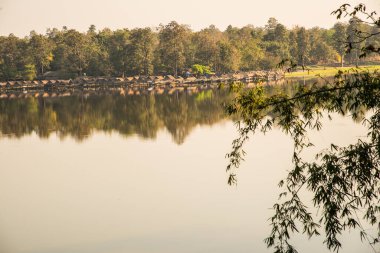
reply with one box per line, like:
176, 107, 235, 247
217, 40, 240, 73
313, 41, 339, 64
332, 23, 348, 67
309, 28, 338, 64
88, 24, 97, 35
264, 22, 290, 64
128, 28, 157, 76
106, 29, 130, 77
157, 21, 191, 77
296, 27, 311, 67
28, 31, 54, 76
86, 26, 113, 76
365, 25, 380, 58
225, 25, 241, 42
0, 35, 20, 80
229, 26, 264, 71
346, 17, 366, 65
193, 25, 223, 72
263, 17, 279, 41
240, 39, 264, 70
288, 29, 298, 63
0, 34, 32, 80
65, 30, 94, 76
50, 29, 94, 76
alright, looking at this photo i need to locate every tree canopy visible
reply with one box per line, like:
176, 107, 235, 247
1, 15, 379, 81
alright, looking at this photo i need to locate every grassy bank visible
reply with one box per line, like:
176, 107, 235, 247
285, 65, 380, 79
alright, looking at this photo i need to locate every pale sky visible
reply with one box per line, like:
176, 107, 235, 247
0, 0, 379, 37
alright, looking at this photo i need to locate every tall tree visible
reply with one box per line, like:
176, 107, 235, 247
0, 35, 20, 80
50, 29, 94, 76
157, 21, 191, 76
106, 29, 130, 77
288, 29, 298, 63
264, 22, 290, 64
332, 23, 348, 67
263, 17, 279, 41
226, 25, 264, 71
346, 17, 365, 65
296, 27, 310, 67
128, 28, 157, 76
86, 26, 113, 76
309, 27, 338, 64
217, 40, 240, 73
192, 25, 224, 72
0, 34, 32, 80
28, 31, 54, 76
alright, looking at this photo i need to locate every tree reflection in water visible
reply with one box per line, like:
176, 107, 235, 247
0, 89, 234, 144
0, 80, 341, 144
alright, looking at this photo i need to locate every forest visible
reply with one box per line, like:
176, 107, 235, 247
0, 17, 379, 81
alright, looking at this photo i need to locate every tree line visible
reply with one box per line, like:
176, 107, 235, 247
0, 17, 379, 81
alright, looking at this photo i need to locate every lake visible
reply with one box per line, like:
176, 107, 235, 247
0, 85, 376, 253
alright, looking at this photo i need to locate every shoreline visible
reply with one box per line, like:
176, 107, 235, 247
0, 70, 285, 92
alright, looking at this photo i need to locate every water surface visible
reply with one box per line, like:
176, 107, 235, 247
0, 87, 376, 253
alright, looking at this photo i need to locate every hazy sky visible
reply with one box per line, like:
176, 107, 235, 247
0, 0, 379, 36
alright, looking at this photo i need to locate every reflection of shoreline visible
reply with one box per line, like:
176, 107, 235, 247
0, 79, 289, 99
0, 71, 285, 91
0, 119, 233, 143
0, 78, 335, 143
0, 85, 217, 99
0, 90, 234, 144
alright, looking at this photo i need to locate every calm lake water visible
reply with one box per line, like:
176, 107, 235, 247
0, 86, 377, 253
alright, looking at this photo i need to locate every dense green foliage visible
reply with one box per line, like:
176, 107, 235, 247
1, 18, 379, 81
191, 64, 214, 75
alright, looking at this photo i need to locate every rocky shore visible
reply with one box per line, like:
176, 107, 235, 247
0, 71, 285, 91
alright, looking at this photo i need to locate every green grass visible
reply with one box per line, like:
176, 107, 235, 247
285, 65, 380, 79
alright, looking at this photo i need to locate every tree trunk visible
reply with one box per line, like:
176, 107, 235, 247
355, 50, 359, 67
79, 60, 82, 76
175, 58, 178, 78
